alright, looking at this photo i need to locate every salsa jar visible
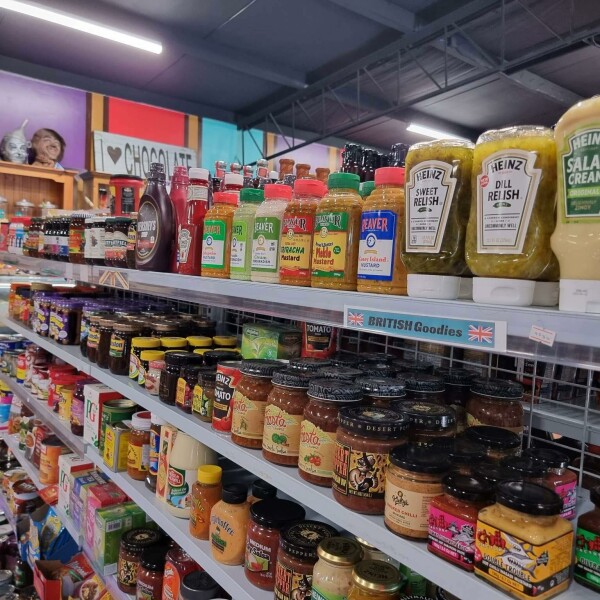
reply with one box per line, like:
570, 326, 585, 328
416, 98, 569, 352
384, 444, 450, 539
192, 366, 217, 422
435, 367, 477, 432
263, 368, 311, 466
298, 378, 363, 487
347, 560, 402, 600
475, 481, 573, 600
245, 498, 306, 590
466, 378, 524, 436
465, 425, 522, 462
427, 473, 494, 570
231, 359, 283, 448
109, 322, 142, 376
333, 406, 409, 514
356, 377, 406, 407
402, 372, 446, 403
274, 521, 338, 600
393, 401, 456, 448
448, 438, 487, 476
523, 447, 577, 519
311, 537, 363, 600
137, 547, 168, 600
117, 528, 162, 594
501, 456, 548, 485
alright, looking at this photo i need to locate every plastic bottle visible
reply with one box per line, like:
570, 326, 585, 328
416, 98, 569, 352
230, 187, 264, 281
201, 192, 238, 278
222, 173, 243, 198
170, 166, 189, 272
190, 465, 223, 540
136, 163, 175, 272
178, 168, 209, 276
166, 432, 217, 518
251, 183, 292, 283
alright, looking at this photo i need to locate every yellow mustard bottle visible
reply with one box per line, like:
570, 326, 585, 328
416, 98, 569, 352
357, 167, 407, 295
201, 191, 238, 278
311, 172, 362, 290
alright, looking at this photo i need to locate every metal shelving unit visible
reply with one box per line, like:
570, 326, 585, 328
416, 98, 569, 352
5, 433, 43, 490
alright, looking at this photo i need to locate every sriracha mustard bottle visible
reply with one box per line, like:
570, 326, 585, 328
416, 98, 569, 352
178, 168, 209, 275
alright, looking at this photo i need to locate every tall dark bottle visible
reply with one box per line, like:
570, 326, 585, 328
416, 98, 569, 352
135, 163, 175, 272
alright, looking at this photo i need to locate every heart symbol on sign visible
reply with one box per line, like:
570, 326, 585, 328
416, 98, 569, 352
107, 146, 122, 163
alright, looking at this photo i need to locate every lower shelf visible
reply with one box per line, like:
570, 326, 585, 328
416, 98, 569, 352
0, 488, 18, 531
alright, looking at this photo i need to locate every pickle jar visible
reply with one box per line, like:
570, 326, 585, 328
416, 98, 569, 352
357, 167, 408, 295
465, 126, 558, 305
403, 139, 475, 299
356, 377, 406, 408
311, 172, 362, 291
347, 560, 402, 600
231, 359, 283, 449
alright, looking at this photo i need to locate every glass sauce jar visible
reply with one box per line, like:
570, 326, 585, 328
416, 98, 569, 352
402, 373, 446, 403
136, 547, 168, 600
393, 401, 456, 448
347, 560, 402, 600
435, 367, 477, 433
311, 537, 363, 600
127, 411, 151, 481
117, 528, 162, 594
575, 484, 600, 592
465, 425, 522, 462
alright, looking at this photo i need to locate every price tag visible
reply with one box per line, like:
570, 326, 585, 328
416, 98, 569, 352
529, 325, 556, 347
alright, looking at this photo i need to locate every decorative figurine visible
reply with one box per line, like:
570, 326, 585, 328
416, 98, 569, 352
0, 119, 30, 164
30, 128, 65, 169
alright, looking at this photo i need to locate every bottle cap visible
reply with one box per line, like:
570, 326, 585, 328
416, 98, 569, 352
197, 464, 222, 484
131, 411, 151, 430
264, 183, 292, 200
327, 172, 360, 191
294, 179, 326, 197
189, 167, 209, 181
240, 188, 264, 204
223, 173, 243, 186
213, 192, 238, 206
375, 167, 405, 186
269, 170, 279, 180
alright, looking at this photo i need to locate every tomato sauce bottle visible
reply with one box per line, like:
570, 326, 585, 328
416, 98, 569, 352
170, 166, 189, 272
178, 168, 209, 275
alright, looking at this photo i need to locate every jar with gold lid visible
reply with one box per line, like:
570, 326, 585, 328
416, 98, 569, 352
347, 560, 402, 600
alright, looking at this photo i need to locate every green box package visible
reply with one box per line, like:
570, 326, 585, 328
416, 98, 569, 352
241, 323, 302, 359
93, 502, 154, 571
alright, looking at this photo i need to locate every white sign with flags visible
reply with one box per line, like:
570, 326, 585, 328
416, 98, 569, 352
93, 131, 197, 177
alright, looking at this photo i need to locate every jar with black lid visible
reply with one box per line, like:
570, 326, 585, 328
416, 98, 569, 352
192, 366, 217, 422
176, 364, 205, 413
86, 314, 105, 363
393, 401, 456, 448
137, 546, 169, 600
203, 349, 241, 366
104, 217, 115, 266
190, 317, 217, 338
465, 425, 522, 462
435, 367, 478, 433
180, 571, 222, 600
112, 216, 131, 268
328, 353, 360, 368
501, 456, 548, 485
96, 318, 115, 369
117, 527, 162, 594
402, 372, 445, 403
392, 358, 435, 374
333, 406, 409, 514
318, 365, 365, 381
109, 321, 142, 375
472, 462, 514, 489
359, 352, 394, 364
289, 357, 332, 373
357, 361, 398, 378
152, 321, 181, 339
249, 478, 277, 504
448, 437, 487, 476
126, 214, 137, 269
159, 352, 202, 406
356, 377, 406, 407
466, 377, 524, 437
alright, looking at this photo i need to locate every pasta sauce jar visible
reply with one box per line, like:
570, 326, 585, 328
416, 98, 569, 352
332, 406, 409, 514
245, 498, 306, 590
231, 359, 282, 448
274, 520, 338, 600
299, 378, 363, 487
263, 368, 311, 466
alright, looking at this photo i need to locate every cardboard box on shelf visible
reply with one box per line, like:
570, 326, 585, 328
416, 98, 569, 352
83, 384, 123, 450
70, 471, 108, 531
102, 422, 130, 472
84, 482, 127, 551
241, 322, 301, 359
57, 454, 94, 518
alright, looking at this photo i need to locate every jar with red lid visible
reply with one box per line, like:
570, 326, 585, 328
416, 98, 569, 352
523, 447, 577, 519
136, 546, 168, 600
274, 521, 338, 600
333, 406, 409, 515
117, 528, 162, 594
262, 368, 311, 466
428, 473, 494, 570
299, 378, 363, 487
162, 547, 199, 600
231, 359, 283, 449
356, 376, 406, 408
127, 411, 151, 481
245, 498, 306, 590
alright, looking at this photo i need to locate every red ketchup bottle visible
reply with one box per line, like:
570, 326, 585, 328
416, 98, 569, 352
170, 166, 189, 272
177, 168, 209, 275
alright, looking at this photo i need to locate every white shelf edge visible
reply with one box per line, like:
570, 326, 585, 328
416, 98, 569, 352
85, 446, 271, 600
0, 373, 86, 455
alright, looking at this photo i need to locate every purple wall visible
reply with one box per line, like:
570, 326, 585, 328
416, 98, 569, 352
272, 135, 333, 171
0, 71, 87, 170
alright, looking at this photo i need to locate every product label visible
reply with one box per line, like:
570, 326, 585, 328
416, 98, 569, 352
561, 127, 600, 221
175, 377, 187, 409
298, 420, 335, 478
201, 219, 227, 269
384, 480, 440, 533
136, 200, 160, 260
136, 579, 155, 600
127, 443, 149, 472
231, 391, 267, 440
555, 481, 577, 519
230, 220, 248, 272
166, 465, 196, 510
275, 563, 312, 600
117, 557, 137, 588
109, 336, 125, 358
190, 491, 210, 532
405, 160, 456, 252
148, 429, 160, 476
575, 526, 600, 588
210, 514, 236, 555
475, 520, 574, 597
127, 225, 136, 252
279, 212, 314, 279
311, 586, 345, 600
129, 352, 140, 379
357, 210, 397, 280
177, 227, 192, 265
428, 505, 476, 567
332, 443, 388, 499
162, 562, 180, 600
251, 216, 281, 272
246, 536, 276, 580
49, 311, 68, 341
312, 212, 348, 278
68, 230, 84, 256
476, 149, 541, 254
71, 398, 84, 427
112, 230, 128, 262
262, 405, 302, 457
192, 383, 204, 414
212, 366, 241, 432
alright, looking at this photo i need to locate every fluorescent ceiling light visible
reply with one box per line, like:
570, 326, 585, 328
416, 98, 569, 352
407, 122, 469, 141
0, 0, 162, 54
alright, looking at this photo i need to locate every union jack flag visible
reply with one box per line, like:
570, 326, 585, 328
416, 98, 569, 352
468, 324, 494, 344
348, 312, 364, 327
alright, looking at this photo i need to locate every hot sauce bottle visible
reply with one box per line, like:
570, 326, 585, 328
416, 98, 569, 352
178, 168, 209, 275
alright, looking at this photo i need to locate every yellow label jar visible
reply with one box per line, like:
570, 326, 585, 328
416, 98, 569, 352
201, 191, 238, 278
357, 167, 407, 295
311, 173, 362, 290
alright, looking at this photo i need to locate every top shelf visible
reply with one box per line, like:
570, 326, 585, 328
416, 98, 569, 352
3, 252, 600, 368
